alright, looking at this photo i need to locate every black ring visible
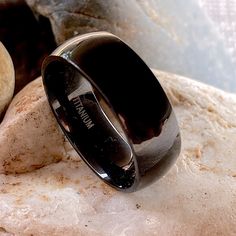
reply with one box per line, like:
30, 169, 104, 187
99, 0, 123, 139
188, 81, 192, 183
42, 32, 181, 192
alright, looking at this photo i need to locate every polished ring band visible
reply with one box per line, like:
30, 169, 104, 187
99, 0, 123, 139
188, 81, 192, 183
42, 32, 181, 192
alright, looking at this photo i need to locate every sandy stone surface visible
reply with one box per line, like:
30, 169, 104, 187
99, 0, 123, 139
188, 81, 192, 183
0, 70, 235, 235
0, 42, 14, 117
0, 78, 66, 174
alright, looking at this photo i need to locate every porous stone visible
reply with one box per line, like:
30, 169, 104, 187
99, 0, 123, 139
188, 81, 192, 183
0, 77, 66, 174
0, 42, 15, 117
0, 70, 235, 235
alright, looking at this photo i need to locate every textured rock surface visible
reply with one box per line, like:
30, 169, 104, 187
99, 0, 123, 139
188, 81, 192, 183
0, 78, 66, 174
0, 71, 236, 235
0, 42, 14, 117
26, 0, 236, 92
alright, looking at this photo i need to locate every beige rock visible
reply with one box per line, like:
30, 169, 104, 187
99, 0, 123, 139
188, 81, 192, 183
0, 42, 15, 116
0, 78, 67, 174
0, 71, 236, 235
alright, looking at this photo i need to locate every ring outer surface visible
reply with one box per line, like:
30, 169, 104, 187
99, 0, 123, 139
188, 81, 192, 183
42, 32, 181, 192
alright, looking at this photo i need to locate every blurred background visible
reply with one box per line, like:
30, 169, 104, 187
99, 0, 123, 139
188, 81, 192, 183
200, 0, 236, 63
0, 0, 236, 93
199, 0, 236, 91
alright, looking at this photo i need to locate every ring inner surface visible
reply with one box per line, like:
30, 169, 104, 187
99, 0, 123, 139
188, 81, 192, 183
43, 58, 137, 190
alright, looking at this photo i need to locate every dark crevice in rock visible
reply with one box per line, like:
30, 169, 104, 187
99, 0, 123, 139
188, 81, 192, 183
0, 0, 25, 10
0, 226, 13, 235
69, 9, 106, 21
0, 2, 56, 94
